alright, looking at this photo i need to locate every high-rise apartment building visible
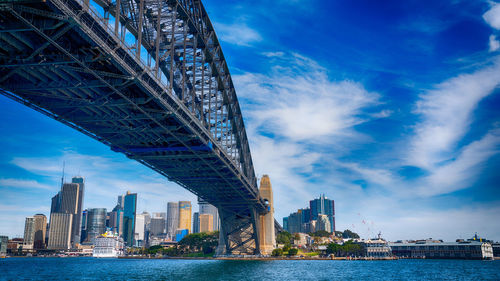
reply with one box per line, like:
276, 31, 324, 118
199, 214, 214, 233
198, 197, 219, 231
284, 194, 336, 233
33, 214, 47, 250
123, 191, 137, 247
178, 201, 192, 233
166, 202, 179, 239
71, 176, 85, 245
47, 213, 73, 250
310, 194, 335, 233
23, 217, 35, 250
86, 208, 107, 244
192, 212, 200, 233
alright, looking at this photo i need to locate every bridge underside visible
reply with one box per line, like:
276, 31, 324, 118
0, 0, 267, 255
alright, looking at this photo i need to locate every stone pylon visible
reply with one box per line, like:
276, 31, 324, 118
258, 175, 276, 255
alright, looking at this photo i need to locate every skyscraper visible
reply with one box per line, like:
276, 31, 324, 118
150, 213, 166, 236
47, 213, 73, 250
192, 212, 200, 233
23, 217, 35, 250
60, 183, 80, 247
198, 197, 219, 231
71, 176, 85, 245
199, 214, 214, 233
50, 192, 61, 214
123, 191, 137, 247
134, 213, 145, 247
178, 201, 192, 233
85, 208, 107, 244
166, 202, 179, 239
33, 214, 47, 250
81, 209, 88, 243
310, 194, 335, 233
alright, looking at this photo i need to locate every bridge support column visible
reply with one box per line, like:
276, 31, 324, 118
216, 206, 262, 256
258, 175, 276, 255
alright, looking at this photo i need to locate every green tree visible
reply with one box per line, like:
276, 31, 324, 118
276, 231, 292, 244
342, 229, 360, 239
310, 230, 330, 237
272, 248, 283, 256
287, 248, 298, 256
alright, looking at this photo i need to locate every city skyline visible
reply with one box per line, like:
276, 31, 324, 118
1, 0, 500, 242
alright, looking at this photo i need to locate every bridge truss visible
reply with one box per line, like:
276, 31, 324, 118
0, 0, 267, 254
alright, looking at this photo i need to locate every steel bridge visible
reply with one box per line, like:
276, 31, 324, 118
0, 0, 272, 255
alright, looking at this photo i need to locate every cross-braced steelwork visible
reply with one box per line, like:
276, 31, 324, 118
0, 0, 267, 254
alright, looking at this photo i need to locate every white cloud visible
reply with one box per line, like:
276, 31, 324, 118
416, 129, 500, 196
489, 34, 500, 52
409, 57, 500, 169
214, 22, 262, 46
0, 178, 55, 190
483, 2, 500, 30
234, 53, 383, 142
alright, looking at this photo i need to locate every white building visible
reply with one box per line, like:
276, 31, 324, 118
134, 213, 145, 247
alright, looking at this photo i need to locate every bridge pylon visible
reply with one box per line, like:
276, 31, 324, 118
216, 175, 276, 256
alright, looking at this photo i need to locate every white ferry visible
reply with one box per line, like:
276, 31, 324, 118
92, 232, 124, 258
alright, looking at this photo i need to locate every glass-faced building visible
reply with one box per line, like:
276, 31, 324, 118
123, 192, 137, 247
86, 208, 107, 244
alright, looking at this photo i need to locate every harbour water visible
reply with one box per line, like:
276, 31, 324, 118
1, 257, 500, 280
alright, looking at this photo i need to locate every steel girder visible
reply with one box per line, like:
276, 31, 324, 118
0, 0, 266, 254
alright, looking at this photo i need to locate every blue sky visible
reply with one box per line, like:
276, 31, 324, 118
1, 0, 500, 241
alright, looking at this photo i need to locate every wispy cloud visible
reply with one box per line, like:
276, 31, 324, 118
214, 22, 262, 46
0, 178, 55, 190
489, 35, 500, 52
234, 53, 385, 143
408, 57, 500, 169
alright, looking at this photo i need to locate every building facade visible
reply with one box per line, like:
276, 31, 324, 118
33, 214, 47, 250
47, 213, 73, 250
198, 197, 219, 231
166, 202, 179, 239
178, 201, 192, 233
86, 208, 107, 244
23, 217, 35, 250
0, 236, 7, 255
123, 192, 137, 247
71, 176, 85, 246
199, 214, 213, 233
389, 241, 494, 259
310, 194, 335, 233
192, 212, 200, 233
134, 213, 145, 247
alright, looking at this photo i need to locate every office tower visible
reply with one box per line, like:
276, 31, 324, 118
150, 217, 166, 236
59, 183, 80, 247
85, 208, 106, 244
33, 214, 47, 250
283, 217, 288, 232
142, 211, 151, 231
123, 191, 137, 247
152, 212, 166, 219
166, 202, 179, 239
71, 176, 85, 245
51, 192, 61, 213
47, 213, 73, 250
86, 208, 107, 242
199, 214, 213, 233
310, 194, 335, 232
178, 201, 192, 233
134, 213, 145, 247
23, 217, 35, 250
198, 197, 219, 231
81, 209, 88, 243
192, 212, 200, 233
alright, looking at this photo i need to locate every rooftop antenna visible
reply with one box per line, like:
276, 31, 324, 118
61, 161, 65, 189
